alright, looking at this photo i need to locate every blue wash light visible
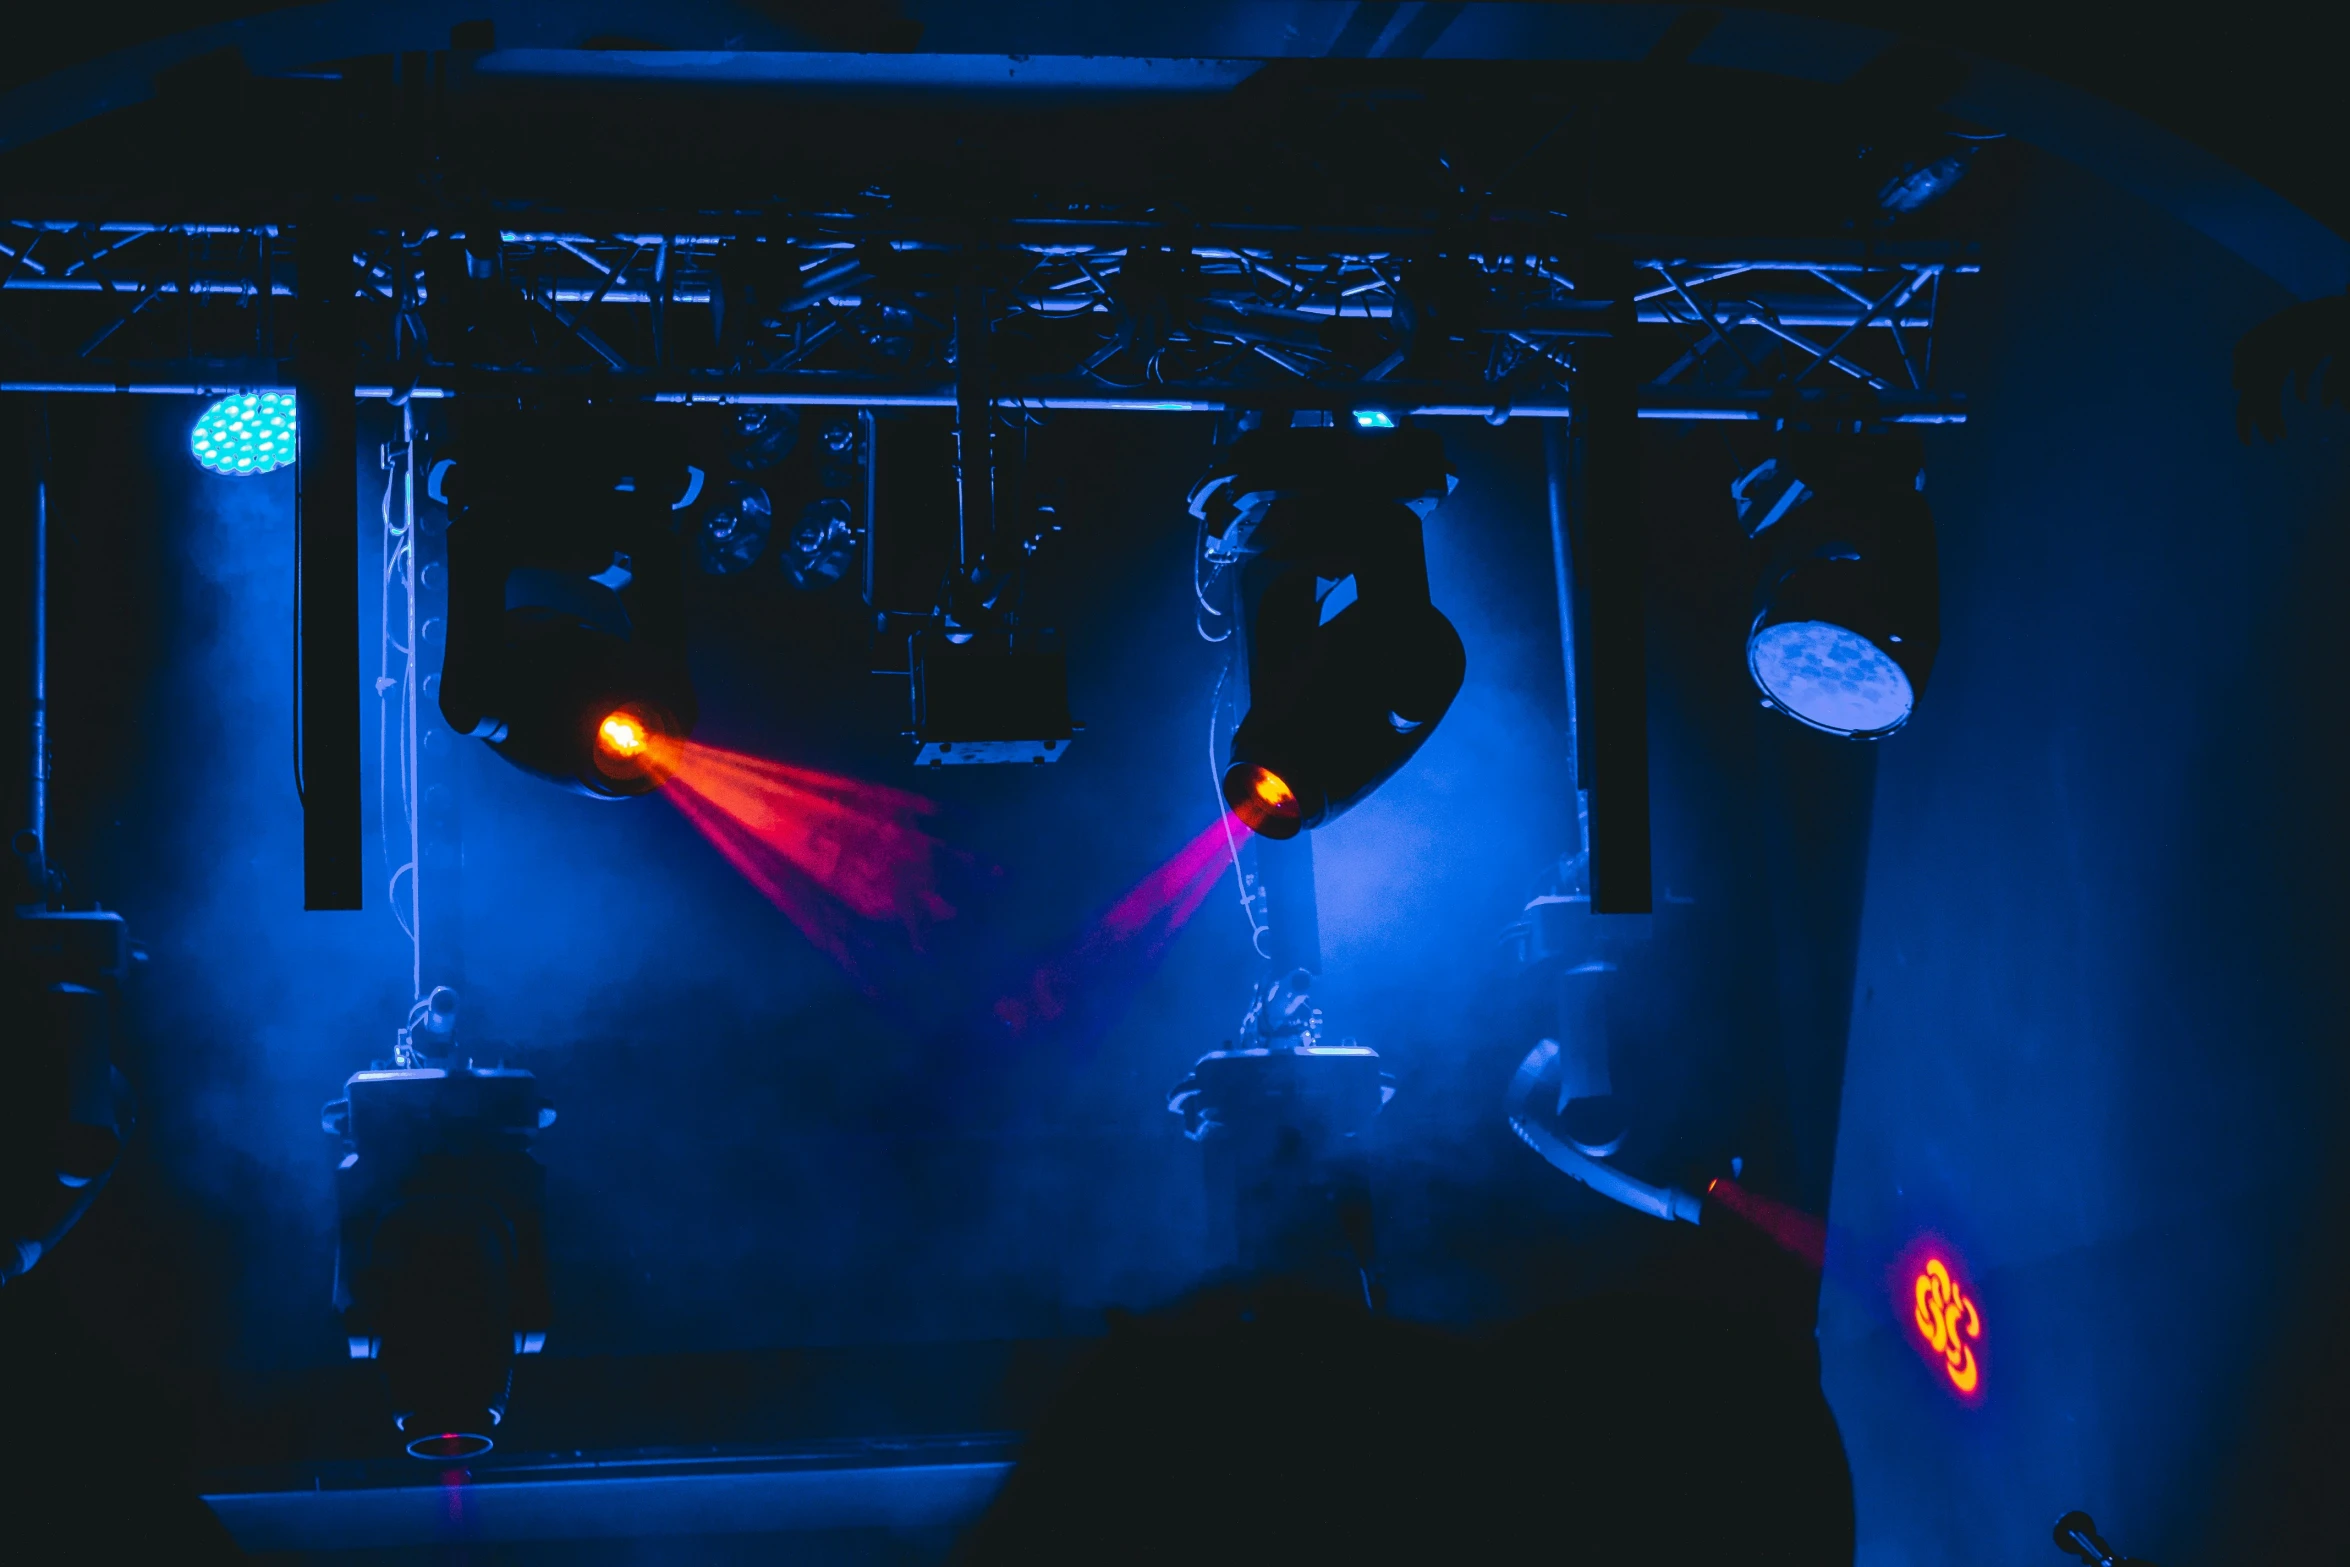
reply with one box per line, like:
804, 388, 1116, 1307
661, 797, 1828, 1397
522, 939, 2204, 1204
1748, 619, 1914, 736
191, 392, 297, 476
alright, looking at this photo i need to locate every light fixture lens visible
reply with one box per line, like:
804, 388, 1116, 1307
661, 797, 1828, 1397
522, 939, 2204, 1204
1749, 620, 1913, 737
1225, 763, 1303, 838
191, 391, 298, 476
781, 497, 860, 591
696, 481, 775, 575
597, 712, 650, 759
1353, 410, 1396, 429
405, 1431, 495, 1461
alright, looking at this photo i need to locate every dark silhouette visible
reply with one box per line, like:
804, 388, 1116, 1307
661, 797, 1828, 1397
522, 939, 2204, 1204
958, 1286, 1854, 1566
0, 1277, 244, 1561
2233, 292, 2350, 442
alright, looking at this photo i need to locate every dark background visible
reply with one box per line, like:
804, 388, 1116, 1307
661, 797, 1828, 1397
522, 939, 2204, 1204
1, 1, 2342, 246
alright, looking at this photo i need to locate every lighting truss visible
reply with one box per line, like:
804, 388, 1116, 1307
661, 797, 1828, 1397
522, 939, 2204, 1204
0, 215, 1974, 422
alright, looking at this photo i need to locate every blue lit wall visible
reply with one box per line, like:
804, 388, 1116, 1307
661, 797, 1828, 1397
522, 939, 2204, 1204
1818, 150, 2350, 1563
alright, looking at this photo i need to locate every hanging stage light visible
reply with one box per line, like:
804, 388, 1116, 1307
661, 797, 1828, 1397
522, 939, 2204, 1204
1192, 419, 1464, 838
437, 411, 701, 797
1736, 435, 1940, 740
323, 997, 554, 1461
723, 405, 799, 473
3, 908, 138, 1285
1166, 970, 1395, 1291
190, 391, 297, 476
781, 497, 861, 590
694, 480, 774, 576
1875, 132, 2006, 216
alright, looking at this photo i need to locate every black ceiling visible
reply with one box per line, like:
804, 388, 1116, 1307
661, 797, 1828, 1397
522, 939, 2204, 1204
0, 2, 2334, 243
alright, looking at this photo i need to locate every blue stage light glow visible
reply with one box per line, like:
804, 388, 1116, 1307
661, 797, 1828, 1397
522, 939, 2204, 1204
191, 392, 297, 476
1748, 619, 1914, 736
1353, 410, 1396, 429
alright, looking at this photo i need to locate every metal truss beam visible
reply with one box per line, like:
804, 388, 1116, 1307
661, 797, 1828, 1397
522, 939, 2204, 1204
0, 217, 1975, 423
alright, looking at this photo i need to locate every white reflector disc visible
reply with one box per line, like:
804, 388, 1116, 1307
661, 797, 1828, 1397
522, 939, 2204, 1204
1749, 620, 1913, 736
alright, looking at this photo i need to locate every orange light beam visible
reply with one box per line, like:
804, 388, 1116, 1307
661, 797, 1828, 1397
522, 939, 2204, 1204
653, 740, 957, 986
1704, 1177, 1829, 1271
995, 816, 1246, 1036
666, 775, 869, 981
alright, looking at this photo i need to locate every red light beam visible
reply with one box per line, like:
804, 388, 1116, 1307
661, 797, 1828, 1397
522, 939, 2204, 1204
995, 816, 1246, 1037
1704, 1177, 1829, 1271
1090, 816, 1241, 953
652, 740, 957, 987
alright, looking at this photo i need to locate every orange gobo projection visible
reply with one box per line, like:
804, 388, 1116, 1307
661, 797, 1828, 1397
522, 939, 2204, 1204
1912, 1256, 1983, 1396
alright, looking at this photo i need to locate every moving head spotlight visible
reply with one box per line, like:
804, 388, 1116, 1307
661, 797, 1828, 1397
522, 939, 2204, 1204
323, 1001, 554, 1461
437, 411, 701, 796
1167, 970, 1395, 1293
1192, 420, 1464, 837
2, 909, 137, 1285
1735, 434, 1940, 740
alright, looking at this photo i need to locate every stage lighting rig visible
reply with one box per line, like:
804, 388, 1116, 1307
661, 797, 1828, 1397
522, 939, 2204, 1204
911, 555, 1074, 765
1875, 132, 2005, 217
1497, 849, 1715, 1229
2053, 1511, 2164, 1567
1735, 434, 1940, 740
5, 426, 139, 1287
419, 230, 543, 372
1168, 970, 1395, 1298
786, 415, 872, 591
1101, 244, 1198, 369
698, 409, 869, 586
695, 481, 774, 576
1393, 257, 1494, 378
903, 421, 1074, 766
436, 411, 703, 796
189, 391, 297, 477
323, 990, 554, 1460
2, 907, 138, 1286
784, 498, 861, 591
723, 406, 799, 473
1505, 1038, 1703, 1227
1191, 416, 1464, 836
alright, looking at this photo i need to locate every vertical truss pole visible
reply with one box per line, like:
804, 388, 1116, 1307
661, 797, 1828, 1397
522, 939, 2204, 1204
401, 400, 420, 994
21, 400, 52, 896
374, 399, 421, 988
952, 278, 994, 566
416, 403, 464, 1003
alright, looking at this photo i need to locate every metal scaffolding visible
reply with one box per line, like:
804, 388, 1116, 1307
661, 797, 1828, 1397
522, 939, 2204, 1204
0, 216, 1973, 422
